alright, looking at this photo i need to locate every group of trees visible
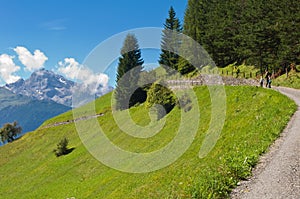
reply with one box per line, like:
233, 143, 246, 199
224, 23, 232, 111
115, 1, 300, 110
115, 6, 182, 111
183, 0, 300, 72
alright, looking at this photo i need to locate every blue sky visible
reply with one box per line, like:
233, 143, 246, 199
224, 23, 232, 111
0, 0, 187, 86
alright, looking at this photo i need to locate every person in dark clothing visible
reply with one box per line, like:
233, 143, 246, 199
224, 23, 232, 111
268, 75, 272, 88
265, 70, 271, 87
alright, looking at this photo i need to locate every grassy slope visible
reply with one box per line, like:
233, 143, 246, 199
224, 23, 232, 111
273, 70, 300, 89
0, 86, 296, 198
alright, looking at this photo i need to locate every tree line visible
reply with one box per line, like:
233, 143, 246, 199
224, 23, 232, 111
115, 1, 300, 110
183, 0, 300, 72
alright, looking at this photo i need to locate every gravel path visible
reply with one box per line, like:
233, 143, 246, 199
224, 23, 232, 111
231, 87, 300, 199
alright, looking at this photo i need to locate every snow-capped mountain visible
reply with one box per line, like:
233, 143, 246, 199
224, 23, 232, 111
3, 69, 113, 107
4, 69, 75, 107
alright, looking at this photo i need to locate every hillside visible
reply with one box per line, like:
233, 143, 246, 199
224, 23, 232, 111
0, 100, 70, 134
0, 86, 296, 198
273, 70, 300, 89
0, 88, 30, 110
0, 87, 70, 134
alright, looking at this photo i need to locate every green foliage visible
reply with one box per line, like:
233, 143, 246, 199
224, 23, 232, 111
273, 68, 300, 89
177, 57, 196, 75
53, 137, 69, 157
217, 63, 261, 79
0, 121, 22, 143
183, 0, 300, 70
201, 65, 220, 74
146, 81, 176, 120
115, 34, 144, 110
159, 6, 182, 74
0, 86, 296, 198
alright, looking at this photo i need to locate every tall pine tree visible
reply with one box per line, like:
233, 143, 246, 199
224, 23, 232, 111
159, 6, 182, 74
177, 0, 212, 74
115, 34, 144, 110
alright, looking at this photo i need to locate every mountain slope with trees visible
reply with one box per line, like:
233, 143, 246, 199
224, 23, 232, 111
182, 0, 300, 72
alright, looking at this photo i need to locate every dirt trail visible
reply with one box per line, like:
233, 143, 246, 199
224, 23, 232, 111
41, 113, 104, 129
231, 87, 300, 199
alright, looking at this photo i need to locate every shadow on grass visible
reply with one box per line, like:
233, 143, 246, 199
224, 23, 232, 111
54, 147, 75, 157
64, 147, 75, 156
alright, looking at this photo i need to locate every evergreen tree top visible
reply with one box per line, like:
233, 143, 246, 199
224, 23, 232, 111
164, 6, 182, 32
121, 34, 141, 55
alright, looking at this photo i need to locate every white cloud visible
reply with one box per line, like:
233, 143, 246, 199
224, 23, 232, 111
0, 54, 21, 84
58, 58, 109, 94
14, 46, 48, 71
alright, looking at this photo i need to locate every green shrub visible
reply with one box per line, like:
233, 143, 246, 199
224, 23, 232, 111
146, 81, 176, 120
53, 137, 69, 157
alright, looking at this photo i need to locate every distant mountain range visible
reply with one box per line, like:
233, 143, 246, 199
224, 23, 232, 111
0, 68, 112, 135
0, 87, 70, 134
4, 69, 75, 107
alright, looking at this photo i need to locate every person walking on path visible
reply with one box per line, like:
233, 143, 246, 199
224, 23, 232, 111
267, 75, 272, 88
265, 70, 271, 88
259, 76, 264, 87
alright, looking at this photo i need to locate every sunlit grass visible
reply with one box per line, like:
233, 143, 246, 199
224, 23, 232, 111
0, 86, 296, 198
273, 70, 300, 89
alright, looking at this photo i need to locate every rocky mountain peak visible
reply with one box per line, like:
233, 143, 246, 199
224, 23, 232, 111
4, 69, 75, 107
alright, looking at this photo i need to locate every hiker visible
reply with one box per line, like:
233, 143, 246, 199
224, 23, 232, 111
268, 75, 272, 88
259, 76, 264, 87
265, 70, 270, 87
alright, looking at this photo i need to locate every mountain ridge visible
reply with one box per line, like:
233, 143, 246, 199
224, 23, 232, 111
4, 68, 75, 107
0, 87, 71, 134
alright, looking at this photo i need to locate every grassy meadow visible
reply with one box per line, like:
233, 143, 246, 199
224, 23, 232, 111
0, 86, 296, 198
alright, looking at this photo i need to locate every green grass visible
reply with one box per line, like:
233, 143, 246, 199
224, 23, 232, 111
197, 64, 261, 80
0, 86, 296, 198
273, 70, 300, 89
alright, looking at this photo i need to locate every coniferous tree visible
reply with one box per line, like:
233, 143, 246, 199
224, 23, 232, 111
181, 0, 300, 71
159, 6, 182, 74
177, 0, 212, 74
277, 0, 300, 69
115, 34, 144, 110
